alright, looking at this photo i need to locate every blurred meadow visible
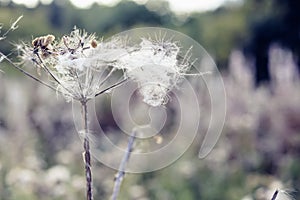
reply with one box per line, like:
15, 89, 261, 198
0, 0, 300, 199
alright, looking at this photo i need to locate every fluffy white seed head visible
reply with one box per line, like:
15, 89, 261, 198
18, 28, 198, 105
119, 37, 191, 106
19, 28, 128, 102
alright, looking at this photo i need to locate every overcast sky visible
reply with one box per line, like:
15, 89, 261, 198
9, 0, 241, 13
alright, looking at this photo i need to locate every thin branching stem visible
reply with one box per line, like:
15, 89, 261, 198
1, 15, 23, 38
34, 53, 76, 97
111, 130, 137, 200
183, 71, 212, 76
81, 100, 93, 200
271, 190, 279, 200
98, 67, 115, 87
35, 54, 64, 86
0, 52, 58, 91
95, 78, 128, 97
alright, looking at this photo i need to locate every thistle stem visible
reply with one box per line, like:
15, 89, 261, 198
271, 190, 279, 200
81, 100, 93, 200
95, 78, 128, 97
0, 52, 58, 92
35, 53, 74, 95
111, 131, 136, 200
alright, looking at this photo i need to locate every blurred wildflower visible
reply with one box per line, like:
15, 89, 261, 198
24, 155, 44, 170
129, 185, 147, 199
241, 195, 253, 200
6, 167, 38, 188
71, 175, 85, 190
45, 165, 70, 187
269, 44, 299, 86
119, 37, 196, 106
56, 150, 76, 165
177, 160, 196, 178
224, 47, 299, 200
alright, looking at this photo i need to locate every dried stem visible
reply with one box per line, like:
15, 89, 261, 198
111, 131, 137, 200
0, 52, 58, 92
271, 190, 279, 200
98, 67, 115, 87
95, 78, 128, 97
1, 15, 23, 38
35, 53, 74, 95
81, 100, 93, 200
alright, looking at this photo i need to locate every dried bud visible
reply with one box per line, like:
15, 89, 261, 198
45, 34, 55, 45
91, 40, 97, 48
32, 34, 55, 48
32, 37, 40, 47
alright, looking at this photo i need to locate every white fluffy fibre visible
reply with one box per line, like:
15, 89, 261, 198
20, 28, 128, 102
120, 37, 189, 106
272, 190, 294, 200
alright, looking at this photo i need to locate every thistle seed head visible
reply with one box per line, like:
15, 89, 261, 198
19, 28, 128, 102
119, 37, 191, 106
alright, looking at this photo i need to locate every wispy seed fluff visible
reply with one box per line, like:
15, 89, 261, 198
19, 28, 197, 106
119, 37, 191, 107
19, 28, 127, 102
271, 190, 294, 200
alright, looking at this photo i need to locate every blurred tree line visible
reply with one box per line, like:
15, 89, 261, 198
0, 0, 299, 83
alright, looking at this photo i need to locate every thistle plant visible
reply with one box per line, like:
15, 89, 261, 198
19, 29, 127, 101
13, 28, 128, 200
110, 35, 209, 199
4, 26, 206, 200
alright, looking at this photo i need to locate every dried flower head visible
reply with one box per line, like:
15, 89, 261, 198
19, 27, 128, 102
119, 37, 192, 107
31, 34, 55, 59
17, 28, 206, 106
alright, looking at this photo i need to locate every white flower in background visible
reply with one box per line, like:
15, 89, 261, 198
119, 37, 192, 107
6, 167, 38, 187
44, 165, 71, 197
19, 28, 127, 102
45, 165, 71, 186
